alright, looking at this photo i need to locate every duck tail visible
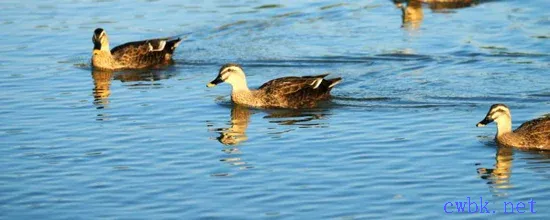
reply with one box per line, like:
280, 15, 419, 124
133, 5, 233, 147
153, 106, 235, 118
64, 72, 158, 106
166, 38, 182, 54
327, 77, 342, 88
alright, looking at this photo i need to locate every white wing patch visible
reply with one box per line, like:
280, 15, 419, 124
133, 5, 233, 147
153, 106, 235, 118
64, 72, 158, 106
147, 40, 166, 52
310, 78, 323, 89
329, 79, 341, 88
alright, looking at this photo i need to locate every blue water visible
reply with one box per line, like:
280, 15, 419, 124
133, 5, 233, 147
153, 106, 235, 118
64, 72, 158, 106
1, 0, 549, 219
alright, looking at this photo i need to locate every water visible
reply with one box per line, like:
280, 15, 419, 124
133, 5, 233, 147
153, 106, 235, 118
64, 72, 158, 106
1, 0, 549, 219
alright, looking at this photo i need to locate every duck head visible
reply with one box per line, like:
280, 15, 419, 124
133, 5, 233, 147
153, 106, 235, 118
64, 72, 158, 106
477, 104, 511, 127
92, 28, 110, 51
207, 63, 248, 90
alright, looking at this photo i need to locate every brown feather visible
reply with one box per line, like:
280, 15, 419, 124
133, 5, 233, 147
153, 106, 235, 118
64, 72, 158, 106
512, 117, 550, 149
91, 28, 181, 70
210, 64, 342, 109
257, 74, 338, 108
110, 37, 181, 69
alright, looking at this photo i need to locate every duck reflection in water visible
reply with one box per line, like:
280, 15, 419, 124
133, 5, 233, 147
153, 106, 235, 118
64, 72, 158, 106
91, 68, 176, 104
212, 104, 329, 168
477, 146, 550, 197
113, 69, 176, 84
477, 146, 513, 196
214, 105, 329, 145
91, 68, 176, 120
216, 105, 252, 146
392, 0, 481, 29
91, 69, 114, 108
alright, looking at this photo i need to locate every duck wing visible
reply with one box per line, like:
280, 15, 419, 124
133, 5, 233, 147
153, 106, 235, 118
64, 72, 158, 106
259, 74, 334, 94
258, 74, 341, 108
110, 37, 182, 67
515, 116, 550, 148
111, 37, 181, 56
516, 117, 550, 132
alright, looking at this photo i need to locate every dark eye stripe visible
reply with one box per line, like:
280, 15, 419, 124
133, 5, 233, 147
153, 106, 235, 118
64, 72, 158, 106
220, 71, 230, 80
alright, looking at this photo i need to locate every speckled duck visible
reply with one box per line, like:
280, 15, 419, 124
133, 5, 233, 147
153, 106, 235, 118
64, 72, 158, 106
207, 63, 342, 109
91, 28, 181, 70
477, 104, 550, 150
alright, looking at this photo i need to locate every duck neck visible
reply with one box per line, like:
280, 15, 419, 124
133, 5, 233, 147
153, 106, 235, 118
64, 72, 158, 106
229, 78, 250, 92
495, 115, 513, 138
92, 49, 118, 70
229, 80, 256, 105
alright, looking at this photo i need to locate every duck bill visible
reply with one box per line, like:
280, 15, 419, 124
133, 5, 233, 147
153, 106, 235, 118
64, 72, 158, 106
206, 76, 223, 88
476, 118, 493, 127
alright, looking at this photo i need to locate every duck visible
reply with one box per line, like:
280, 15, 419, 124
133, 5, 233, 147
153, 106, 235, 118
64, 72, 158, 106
476, 104, 550, 150
91, 28, 182, 70
206, 63, 342, 109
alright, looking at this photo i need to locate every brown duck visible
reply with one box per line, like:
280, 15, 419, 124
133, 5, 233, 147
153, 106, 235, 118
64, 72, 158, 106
477, 104, 550, 150
91, 28, 182, 70
206, 63, 342, 109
